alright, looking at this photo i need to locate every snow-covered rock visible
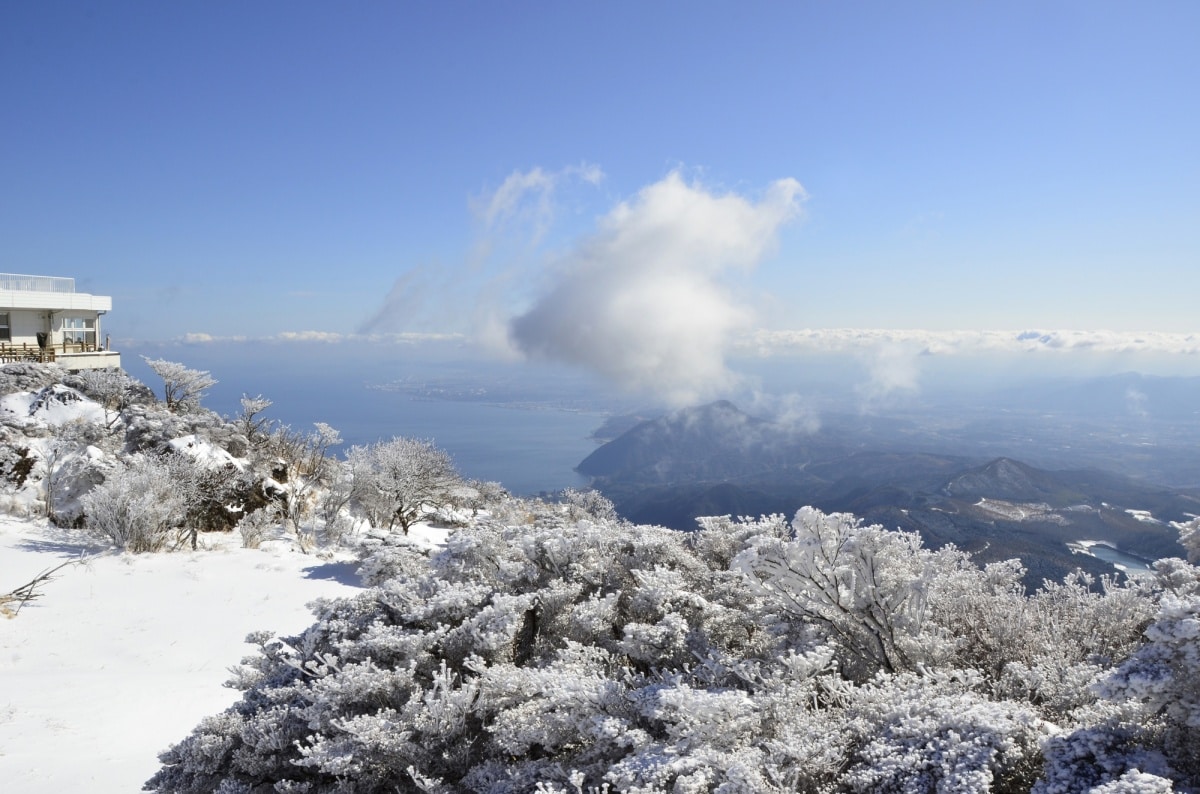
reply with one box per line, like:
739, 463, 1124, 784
167, 434, 246, 471
0, 384, 106, 428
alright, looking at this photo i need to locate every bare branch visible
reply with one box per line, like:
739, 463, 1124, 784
1, 553, 102, 618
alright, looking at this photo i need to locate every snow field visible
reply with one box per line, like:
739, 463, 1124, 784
0, 518, 362, 793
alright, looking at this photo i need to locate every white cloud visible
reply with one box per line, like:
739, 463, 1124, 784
508, 172, 805, 406
856, 342, 922, 406
746, 390, 821, 433
474, 162, 605, 243
1125, 386, 1149, 418
169, 331, 464, 346
743, 328, 1200, 357
359, 164, 606, 338
273, 331, 353, 343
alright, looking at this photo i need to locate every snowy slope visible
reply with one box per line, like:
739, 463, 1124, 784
0, 518, 363, 792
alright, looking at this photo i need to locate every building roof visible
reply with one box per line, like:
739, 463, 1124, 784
0, 273, 111, 312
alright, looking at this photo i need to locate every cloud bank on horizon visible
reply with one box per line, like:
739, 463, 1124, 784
167, 326, 1200, 356
503, 171, 805, 406
742, 328, 1200, 358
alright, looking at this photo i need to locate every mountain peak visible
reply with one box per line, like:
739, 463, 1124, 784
577, 400, 779, 480
943, 457, 1053, 502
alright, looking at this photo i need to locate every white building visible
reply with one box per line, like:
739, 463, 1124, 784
0, 273, 120, 369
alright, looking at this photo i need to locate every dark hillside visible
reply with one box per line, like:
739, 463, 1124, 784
582, 404, 1193, 590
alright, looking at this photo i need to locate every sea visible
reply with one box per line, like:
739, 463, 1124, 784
122, 346, 611, 496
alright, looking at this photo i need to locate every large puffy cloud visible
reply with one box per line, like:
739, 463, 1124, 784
508, 172, 805, 405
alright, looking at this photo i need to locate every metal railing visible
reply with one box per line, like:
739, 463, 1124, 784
0, 273, 76, 293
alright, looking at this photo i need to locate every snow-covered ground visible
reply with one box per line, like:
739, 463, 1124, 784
0, 517, 366, 792
0, 384, 107, 428
1125, 508, 1164, 524
973, 497, 1069, 525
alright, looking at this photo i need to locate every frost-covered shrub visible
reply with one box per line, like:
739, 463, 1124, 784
1088, 770, 1177, 793
318, 463, 354, 537
236, 507, 276, 549
145, 504, 1179, 793
1033, 587, 1200, 793
1035, 699, 1178, 794
81, 454, 188, 552
1173, 517, 1200, 565
692, 513, 792, 570
841, 670, 1047, 793
121, 402, 246, 459
146, 515, 816, 793
462, 479, 509, 514
428, 504, 472, 528
735, 507, 974, 679
65, 367, 148, 428
355, 540, 430, 587
734, 508, 1156, 713
1096, 594, 1200, 787
322, 512, 356, 546
560, 487, 618, 522
928, 565, 1155, 722
989, 572, 1155, 723
262, 422, 341, 536
42, 438, 114, 526
0, 362, 62, 394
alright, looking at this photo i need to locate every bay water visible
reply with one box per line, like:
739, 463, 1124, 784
130, 353, 606, 496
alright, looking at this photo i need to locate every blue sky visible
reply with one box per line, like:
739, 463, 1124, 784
4, 2, 1199, 401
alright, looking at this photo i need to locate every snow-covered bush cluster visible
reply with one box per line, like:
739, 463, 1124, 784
146, 504, 1200, 793
0, 361, 471, 553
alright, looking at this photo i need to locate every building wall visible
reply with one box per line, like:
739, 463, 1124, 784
5, 310, 49, 346
58, 351, 121, 370
1, 309, 104, 348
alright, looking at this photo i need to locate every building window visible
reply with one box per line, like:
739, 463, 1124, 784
62, 316, 96, 346
0, 314, 9, 342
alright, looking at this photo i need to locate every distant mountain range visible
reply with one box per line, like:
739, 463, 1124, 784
579, 401, 1198, 589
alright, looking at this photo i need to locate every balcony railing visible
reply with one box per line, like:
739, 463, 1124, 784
0, 273, 76, 293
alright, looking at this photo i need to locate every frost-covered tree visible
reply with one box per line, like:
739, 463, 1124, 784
347, 437, 461, 533
70, 367, 136, 428
165, 451, 250, 549
235, 393, 274, 444
141, 356, 218, 413
40, 436, 74, 521
734, 507, 955, 678
263, 422, 341, 541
